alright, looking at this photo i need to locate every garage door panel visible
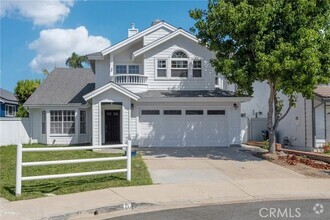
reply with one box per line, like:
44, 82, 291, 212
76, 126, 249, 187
139, 108, 229, 147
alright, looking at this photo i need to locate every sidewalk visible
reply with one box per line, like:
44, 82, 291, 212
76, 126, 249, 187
1, 178, 330, 220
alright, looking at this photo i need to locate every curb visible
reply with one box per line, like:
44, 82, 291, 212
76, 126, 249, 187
44, 202, 155, 220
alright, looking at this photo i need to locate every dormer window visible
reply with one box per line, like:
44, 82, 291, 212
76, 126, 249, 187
171, 50, 188, 78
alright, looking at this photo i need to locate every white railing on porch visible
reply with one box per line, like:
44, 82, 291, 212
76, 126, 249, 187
111, 74, 148, 84
15, 140, 131, 196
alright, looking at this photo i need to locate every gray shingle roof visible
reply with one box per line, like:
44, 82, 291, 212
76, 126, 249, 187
0, 88, 18, 103
25, 68, 95, 106
138, 89, 241, 98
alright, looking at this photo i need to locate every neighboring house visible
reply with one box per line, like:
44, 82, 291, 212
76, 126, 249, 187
241, 82, 330, 149
0, 88, 18, 117
25, 20, 250, 147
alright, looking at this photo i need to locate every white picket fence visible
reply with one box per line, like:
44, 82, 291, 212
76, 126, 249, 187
0, 118, 31, 146
15, 140, 132, 196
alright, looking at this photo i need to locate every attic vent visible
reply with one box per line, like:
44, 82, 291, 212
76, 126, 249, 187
151, 19, 162, 26
128, 23, 138, 38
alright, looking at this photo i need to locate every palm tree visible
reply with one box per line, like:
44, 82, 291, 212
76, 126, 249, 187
65, 52, 89, 68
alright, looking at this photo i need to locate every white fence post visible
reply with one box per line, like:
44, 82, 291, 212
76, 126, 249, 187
126, 139, 132, 181
16, 144, 22, 196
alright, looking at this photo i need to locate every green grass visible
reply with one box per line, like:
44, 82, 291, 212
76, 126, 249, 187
0, 144, 152, 201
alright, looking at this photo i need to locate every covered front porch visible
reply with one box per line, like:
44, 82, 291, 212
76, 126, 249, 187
83, 82, 140, 146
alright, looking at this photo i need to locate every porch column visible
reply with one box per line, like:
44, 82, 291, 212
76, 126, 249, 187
128, 107, 131, 140
92, 101, 101, 146
98, 102, 102, 146
46, 109, 50, 145
75, 109, 79, 144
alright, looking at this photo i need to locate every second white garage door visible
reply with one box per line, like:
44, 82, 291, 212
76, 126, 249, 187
138, 109, 229, 147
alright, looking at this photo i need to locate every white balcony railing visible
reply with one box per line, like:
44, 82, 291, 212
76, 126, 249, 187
111, 74, 148, 85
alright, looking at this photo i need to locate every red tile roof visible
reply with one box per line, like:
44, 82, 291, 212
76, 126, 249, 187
314, 86, 330, 98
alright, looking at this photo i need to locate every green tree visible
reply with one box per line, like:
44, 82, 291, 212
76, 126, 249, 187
190, 0, 330, 152
14, 80, 40, 117
65, 52, 89, 68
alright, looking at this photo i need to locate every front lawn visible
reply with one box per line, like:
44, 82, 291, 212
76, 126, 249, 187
0, 144, 152, 201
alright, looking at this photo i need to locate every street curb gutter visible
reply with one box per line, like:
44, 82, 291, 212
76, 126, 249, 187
43, 202, 155, 220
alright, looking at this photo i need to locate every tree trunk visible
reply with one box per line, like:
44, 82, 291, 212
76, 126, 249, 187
267, 83, 276, 153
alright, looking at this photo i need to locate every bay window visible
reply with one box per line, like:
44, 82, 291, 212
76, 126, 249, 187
50, 110, 75, 134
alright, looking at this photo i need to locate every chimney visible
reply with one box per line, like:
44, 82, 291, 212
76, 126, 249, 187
128, 23, 138, 38
151, 19, 162, 26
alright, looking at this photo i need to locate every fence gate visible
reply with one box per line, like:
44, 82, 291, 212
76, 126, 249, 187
248, 118, 268, 141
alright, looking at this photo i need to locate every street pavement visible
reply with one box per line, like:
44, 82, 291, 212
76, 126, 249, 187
108, 199, 330, 220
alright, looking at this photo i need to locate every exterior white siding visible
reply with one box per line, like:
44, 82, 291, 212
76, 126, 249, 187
29, 108, 44, 143
144, 35, 216, 91
95, 58, 110, 89
143, 27, 172, 45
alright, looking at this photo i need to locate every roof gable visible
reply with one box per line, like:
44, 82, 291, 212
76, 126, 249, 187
88, 21, 177, 59
83, 82, 140, 101
132, 29, 198, 60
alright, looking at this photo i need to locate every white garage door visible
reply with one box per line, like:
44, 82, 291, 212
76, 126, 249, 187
138, 109, 228, 147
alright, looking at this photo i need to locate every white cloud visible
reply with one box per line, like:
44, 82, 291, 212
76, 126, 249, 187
0, 0, 74, 26
29, 26, 111, 72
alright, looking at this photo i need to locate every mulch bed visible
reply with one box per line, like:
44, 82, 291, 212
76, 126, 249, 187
278, 154, 330, 170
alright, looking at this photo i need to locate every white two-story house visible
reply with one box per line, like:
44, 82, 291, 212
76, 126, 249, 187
25, 20, 250, 147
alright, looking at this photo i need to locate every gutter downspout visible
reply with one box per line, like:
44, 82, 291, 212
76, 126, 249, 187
325, 102, 327, 141
312, 99, 316, 148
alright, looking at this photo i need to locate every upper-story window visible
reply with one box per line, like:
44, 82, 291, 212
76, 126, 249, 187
116, 65, 127, 74
128, 65, 139, 74
157, 60, 167, 77
193, 60, 202, 78
171, 50, 188, 78
116, 65, 140, 74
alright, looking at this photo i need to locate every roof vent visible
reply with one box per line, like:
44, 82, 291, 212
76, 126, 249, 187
151, 19, 162, 26
128, 23, 138, 38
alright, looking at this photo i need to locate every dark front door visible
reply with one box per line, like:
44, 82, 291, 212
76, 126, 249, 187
105, 110, 120, 143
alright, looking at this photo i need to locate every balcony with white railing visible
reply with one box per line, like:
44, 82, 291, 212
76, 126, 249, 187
110, 74, 148, 93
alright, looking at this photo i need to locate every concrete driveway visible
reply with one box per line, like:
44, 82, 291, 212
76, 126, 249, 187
138, 146, 306, 184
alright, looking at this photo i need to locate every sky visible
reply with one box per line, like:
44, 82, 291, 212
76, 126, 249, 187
0, 0, 207, 92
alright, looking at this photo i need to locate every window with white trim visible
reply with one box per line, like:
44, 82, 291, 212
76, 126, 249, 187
80, 110, 86, 134
42, 111, 46, 134
5, 104, 16, 117
50, 110, 75, 134
116, 65, 140, 74
128, 65, 139, 74
193, 60, 202, 78
115, 65, 127, 74
171, 50, 188, 77
157, 60, 167, 77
